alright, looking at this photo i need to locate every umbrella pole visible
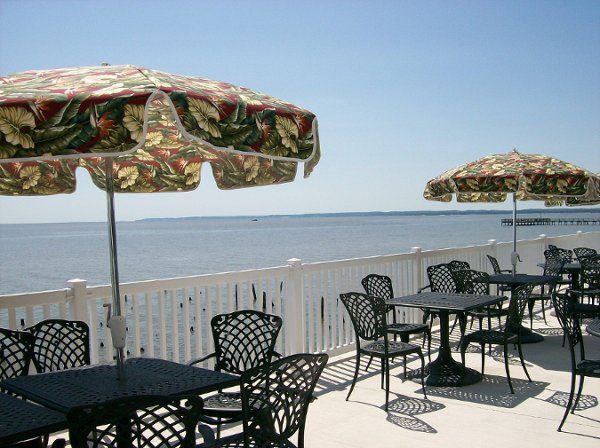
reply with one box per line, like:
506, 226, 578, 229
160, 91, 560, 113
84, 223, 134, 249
104, 158, 126, 380
511, 193, 518, 276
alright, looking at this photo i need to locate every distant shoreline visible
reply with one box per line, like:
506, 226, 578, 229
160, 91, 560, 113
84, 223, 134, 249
1, 207, 597, 226
138, 208, 599, 223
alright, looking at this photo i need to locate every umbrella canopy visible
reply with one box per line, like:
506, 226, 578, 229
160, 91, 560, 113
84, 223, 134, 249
0, 65, 321, 374
423, 149, 599, 272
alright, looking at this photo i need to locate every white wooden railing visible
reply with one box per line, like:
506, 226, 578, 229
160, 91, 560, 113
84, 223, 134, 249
1, 231, 598, 364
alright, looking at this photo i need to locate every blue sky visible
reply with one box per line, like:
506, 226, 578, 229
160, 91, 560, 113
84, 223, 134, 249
0, 0, 598, 223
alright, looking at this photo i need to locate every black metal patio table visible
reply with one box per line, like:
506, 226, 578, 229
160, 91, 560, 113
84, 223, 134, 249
487, 273, 558, 344
1, 357, 239, 414
587, 320, 600, 338
0, 392, 67, 446
386, 291, 506, 387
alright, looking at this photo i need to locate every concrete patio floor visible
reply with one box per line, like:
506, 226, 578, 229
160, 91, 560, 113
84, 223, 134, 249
304, 311, 599, 447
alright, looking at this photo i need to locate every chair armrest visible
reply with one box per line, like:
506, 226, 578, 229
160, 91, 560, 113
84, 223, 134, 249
417, 285, 431, 293
188, 352, 216, 366
500, 269, 512, 273
271, 351, 282, 359
197, 424, 216, 447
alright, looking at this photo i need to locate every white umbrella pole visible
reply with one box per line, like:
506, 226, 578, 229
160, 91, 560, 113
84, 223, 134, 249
510, 192, 520, 276
104, 158, 126, 379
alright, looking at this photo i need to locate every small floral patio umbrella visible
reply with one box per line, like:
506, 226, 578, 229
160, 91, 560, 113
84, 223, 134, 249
423, 149, 599, 273
0, 65, 320, 375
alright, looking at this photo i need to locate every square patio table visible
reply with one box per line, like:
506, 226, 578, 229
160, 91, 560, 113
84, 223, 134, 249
1, 357, 238, 414
386, 291, 506, 387
0, 392, 67, 446
487, 274, 559, 344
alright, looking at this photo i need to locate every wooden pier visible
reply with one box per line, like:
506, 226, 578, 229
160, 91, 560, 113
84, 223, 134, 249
501, 217, 600, 226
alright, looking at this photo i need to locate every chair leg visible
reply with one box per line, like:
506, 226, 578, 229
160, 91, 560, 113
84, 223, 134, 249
346, 351, 361, 401
380, 358, 385, 389
403, 355, 407, 380
365, 355, 374, 371
558, 371, 577, 431
216, 418, 222, 440
503, 343, 514, 394
517, 341, 531, 382
572, 374, 585, 413
527, 299, 534, 330
460, 342, 467, 366
418, 351, 427, 400
541, 300, 547, 324
480, 343, 485, 375
385, 357, 390, 412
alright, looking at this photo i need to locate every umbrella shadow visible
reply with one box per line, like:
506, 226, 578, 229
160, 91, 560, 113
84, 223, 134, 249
544, 390, 599, 411
384, 394, 445, 434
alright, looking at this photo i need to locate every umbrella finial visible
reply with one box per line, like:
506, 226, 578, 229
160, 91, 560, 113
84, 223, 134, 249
101, 62, 111, 66
512, 147, 519, 154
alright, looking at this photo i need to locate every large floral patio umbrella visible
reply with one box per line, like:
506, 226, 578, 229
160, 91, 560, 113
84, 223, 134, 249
423, 149, 599, 273
0, 64, 320, 374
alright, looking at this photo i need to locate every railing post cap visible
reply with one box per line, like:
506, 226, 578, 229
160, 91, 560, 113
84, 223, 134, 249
68, 278, 87, 285
287, 258, 302, 267
487, 239, 496, 244
538, 234, 547, 239
577, 230, 583, 235
411, 247, 422, 253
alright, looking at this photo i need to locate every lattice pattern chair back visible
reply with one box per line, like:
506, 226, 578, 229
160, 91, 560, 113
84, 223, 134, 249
426, 263, 458, 293
574, 247, 597, 262
212, 310, 282, 375
448, 260, 470, 273
240, 353, 328, 447
67, 395, 204, 448
545, 247, 573, 263
580, 254, 600, 289
505, 282, 538, 330
340, 292, 387, 341
487, 255, 503, 274
361, 274, 393, 299
453, 269, 490, 295
27, 319, 90, 373
0, 328, 33, 380
543, 257, 566, 278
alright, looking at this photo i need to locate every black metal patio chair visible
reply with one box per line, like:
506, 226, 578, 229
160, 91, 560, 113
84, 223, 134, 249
362, 274, 431, 361
487, 254, 513, 295
419, 262, 461, 329
188, 310, 282, 439
460, 282, 538, 394
453, 269, 508, 332
551, 292, 600, 432
526, 258, 565, 329
67, 395, 206, 448
204, 353, 328, 448
573, 247, 597, 262
0, 328, 33, 380
26, 319, 90, 373
340, 292, 427, 411
568, 254, 600, 317
545, 248, 573, 287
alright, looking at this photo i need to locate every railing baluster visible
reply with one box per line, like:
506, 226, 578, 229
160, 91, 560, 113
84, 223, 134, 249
170, 289, 179, 362
144, 292, 154, 358
182, 287, 191, 362
132, 294, 141, 357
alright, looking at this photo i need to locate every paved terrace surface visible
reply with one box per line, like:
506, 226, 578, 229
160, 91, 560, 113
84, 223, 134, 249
47, 309, 599, 447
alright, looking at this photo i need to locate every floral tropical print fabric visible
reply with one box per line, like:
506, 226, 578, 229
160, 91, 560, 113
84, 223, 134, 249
0, 65, 320, 195
423, 150, 599, 205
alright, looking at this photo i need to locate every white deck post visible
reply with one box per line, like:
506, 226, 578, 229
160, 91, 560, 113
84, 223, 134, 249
487, 239, 497, 271
286, 258, 306, 354
68, 279, 88, 323
411, 247, 423, 292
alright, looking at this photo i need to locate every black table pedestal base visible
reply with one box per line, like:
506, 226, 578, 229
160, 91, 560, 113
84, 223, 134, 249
425, 356, 481, 387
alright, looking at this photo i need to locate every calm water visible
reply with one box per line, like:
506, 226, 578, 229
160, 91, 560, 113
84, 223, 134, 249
1, 212, 598, 294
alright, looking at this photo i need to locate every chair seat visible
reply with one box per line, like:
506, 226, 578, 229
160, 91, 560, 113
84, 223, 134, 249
462, 329, 517, 345
572, 303, 600, 318
387, 322, 429, 335
203, 392, 243, 414
577, 359, 600, 377
361, 340, 420, 357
